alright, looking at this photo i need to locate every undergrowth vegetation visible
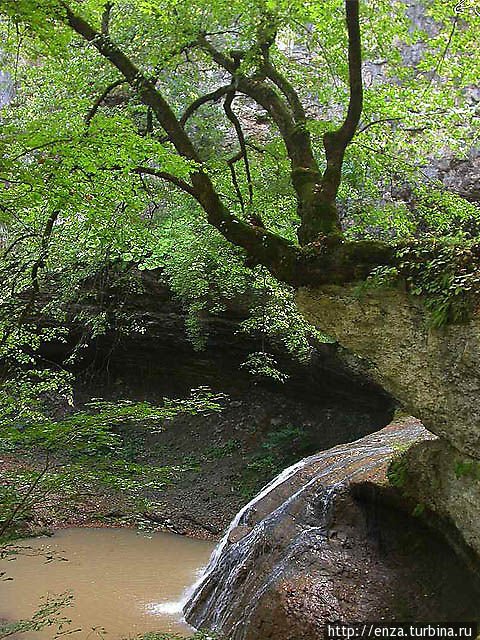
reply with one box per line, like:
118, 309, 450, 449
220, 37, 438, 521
0, 387, 226, 540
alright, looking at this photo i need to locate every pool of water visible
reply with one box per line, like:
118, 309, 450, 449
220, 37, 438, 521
0, 527, 215, 639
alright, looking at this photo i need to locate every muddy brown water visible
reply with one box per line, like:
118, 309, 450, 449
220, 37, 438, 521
0, 528, 215, 639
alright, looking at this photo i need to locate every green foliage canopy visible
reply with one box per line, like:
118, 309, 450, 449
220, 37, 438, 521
0, 0, 479, 417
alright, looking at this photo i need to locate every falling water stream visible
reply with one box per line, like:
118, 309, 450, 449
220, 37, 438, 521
183, 422, 432, 638
0, 528, 214, 639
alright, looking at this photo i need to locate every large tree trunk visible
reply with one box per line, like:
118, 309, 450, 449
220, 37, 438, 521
296, 183, 341, 244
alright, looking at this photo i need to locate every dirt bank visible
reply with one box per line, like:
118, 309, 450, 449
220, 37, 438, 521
0, 383, 393, 540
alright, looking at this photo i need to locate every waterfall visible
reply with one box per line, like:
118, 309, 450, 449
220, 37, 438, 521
183, 420, 429, 639
179, 456, 313, 613
154, 456, 312, 619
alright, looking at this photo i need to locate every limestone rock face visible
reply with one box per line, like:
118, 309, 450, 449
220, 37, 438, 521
43, 271, 392, 418
185, 421, 480, 640
402, 438, 480, 567
297, 285, 480, 460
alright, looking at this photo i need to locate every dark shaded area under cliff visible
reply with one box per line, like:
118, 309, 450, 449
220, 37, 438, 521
35, 278, 395, 535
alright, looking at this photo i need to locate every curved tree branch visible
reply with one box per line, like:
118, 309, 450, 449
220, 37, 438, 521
2, 233, 40, 259
197, 37, 295, 142
357, 117, 402, 135
198, 35, 320, 220
322, 0, 363, 162
180, 84, 235, 126
255, 20, 306, 125
223, 91, 253, 206
226, 150, 245, 213
101, 2, 113, 36
132, 166, 199, 199
262, 61, 306, 123
85, 79, 126, 125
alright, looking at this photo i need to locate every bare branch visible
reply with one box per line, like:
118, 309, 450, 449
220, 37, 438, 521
132, 166, 198, 199
223, 92, 253, 205
12, 138, 72, 161
263, 62, 306, 123
85, 79, 126, 125
2, 233, 40, 259
226, 150, 245, 213
101, 2, 113, 36
357, 117, 402, 135
180, 84, 234, 127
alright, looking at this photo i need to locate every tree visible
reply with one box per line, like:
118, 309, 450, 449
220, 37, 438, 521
2, 6, 480, 630
2, 0, 479, 297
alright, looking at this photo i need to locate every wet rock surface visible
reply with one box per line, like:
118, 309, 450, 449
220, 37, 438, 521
185, 419, 480, 639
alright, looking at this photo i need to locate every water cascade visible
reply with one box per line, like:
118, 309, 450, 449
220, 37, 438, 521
184, 420, 480, 639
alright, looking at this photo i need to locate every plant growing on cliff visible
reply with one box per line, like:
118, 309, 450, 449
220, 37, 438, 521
357, 238, 480, 326
387, 449, 409, 489
454, 458, 480, 480
398, 239, 480, 326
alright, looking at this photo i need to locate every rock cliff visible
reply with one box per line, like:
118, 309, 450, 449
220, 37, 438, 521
297, 285, 480, 460
296, 284, 480, 608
